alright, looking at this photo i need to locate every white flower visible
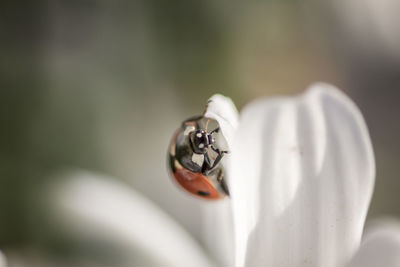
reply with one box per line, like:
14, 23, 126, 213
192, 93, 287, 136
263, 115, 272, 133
16, 83, 399, 267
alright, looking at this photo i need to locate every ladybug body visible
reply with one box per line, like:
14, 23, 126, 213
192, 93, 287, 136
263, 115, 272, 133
168, 115, 229, 199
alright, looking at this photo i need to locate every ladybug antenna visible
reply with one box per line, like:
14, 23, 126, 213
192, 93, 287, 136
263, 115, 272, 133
201, 100, 212, 117
205, 118, 210, 131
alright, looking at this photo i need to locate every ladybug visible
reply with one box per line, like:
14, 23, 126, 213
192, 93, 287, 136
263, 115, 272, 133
168, 108, 230, 199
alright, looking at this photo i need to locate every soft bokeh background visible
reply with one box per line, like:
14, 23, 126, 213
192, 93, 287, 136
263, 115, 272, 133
1, 0, 399, 266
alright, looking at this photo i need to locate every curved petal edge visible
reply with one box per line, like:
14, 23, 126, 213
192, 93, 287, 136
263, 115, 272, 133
204, 94, 239, 149
47, 170, 216, 267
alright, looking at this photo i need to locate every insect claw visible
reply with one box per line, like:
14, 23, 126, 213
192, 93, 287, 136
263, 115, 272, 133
210, 127, 220, 134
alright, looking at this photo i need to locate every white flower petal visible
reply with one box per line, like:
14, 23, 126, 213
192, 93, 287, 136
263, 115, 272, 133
346, 219, 400, 267
204, 94, 239, 148
48, 170, 216, 267
202, 94, 238, 267
0, 250, 7, 267
201, 199, 234, 267
229, 83, 375, 267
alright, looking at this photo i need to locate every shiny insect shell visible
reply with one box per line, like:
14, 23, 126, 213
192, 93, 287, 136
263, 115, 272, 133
168, 115, 229, 199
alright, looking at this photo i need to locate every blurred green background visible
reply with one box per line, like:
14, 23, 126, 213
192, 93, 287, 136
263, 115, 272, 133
1, 0, 399, 266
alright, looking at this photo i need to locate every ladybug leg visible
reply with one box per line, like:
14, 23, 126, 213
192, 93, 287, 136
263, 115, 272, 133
217, 168, 223, 182
210, 145, 229, 155
208, 147, 228, 170
202, 147, 229, 174
210, 152, 224, 169
209, 127, 220, 134
217, 169, 230, 196
202, 153, 213, 174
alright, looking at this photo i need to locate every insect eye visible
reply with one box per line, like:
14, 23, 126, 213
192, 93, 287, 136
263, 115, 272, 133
194, 130, 206, 141
190, 130, 208, 153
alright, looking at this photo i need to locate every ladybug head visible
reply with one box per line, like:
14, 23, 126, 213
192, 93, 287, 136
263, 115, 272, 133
190, 129, 214, 154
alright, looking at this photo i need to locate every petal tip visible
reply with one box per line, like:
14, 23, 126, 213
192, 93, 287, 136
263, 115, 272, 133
305, 81, 376, 177
364, 217, 400, 240
305, 82, 360, 115
204, 93, 239, 148
305, 82, 349, 103
348, 218, 400, 267
206, 94, 239, 126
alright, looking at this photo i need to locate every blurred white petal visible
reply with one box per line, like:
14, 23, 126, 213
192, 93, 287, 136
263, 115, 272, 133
229, 83, 375, 267
0, 250, 7, 267
347, 219, 400, 267
6, 250, 105, 267
48, 171, 216, 267
201, 199, 234, 267
204, 94, 239, 148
